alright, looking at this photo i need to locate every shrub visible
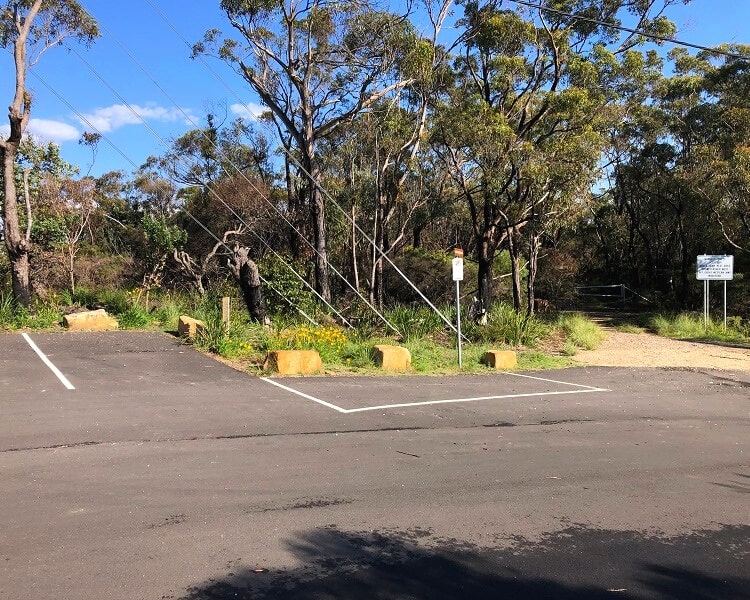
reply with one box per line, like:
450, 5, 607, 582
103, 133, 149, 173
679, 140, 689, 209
260, 254, 317, 317
385, 304, 447, 340
26, 302, 63, 329
650, 313, 750, 343
269, 323, 348, 362
473, 303, 550, 347
557, 313, 605, 350
152, 299, 183, 330
0, 293, 13, 328
0, 296, 62, 330
117, 305, 152, 329
97, 289, 130, 314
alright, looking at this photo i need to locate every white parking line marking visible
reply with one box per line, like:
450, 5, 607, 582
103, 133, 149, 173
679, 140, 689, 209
261, 373, 610, 414
261, 377, 347, 413
503, 371, 610, 391
343, 388, 607, 413
22, 333, 75, 390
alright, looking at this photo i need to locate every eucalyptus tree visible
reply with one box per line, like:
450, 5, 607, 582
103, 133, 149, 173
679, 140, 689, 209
677, 45, 750, 254
142, 113, 276, 302
596, 43, 750, 306
432, 0, 685, 314
149, 113, 275, 189
195, 0, 420, 302
36, 174, 95, 294
0, 0, 98, 306
363, 0, 453, 308
14, 137, 79, 295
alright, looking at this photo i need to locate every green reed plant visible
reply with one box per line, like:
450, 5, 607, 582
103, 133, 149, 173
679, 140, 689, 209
557, 313, 606, 350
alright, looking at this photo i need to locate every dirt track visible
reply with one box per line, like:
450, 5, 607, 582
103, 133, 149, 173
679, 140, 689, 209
572, 328, 750, 370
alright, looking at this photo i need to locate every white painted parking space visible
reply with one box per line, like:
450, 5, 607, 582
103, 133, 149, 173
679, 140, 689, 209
261, 372, 610, 414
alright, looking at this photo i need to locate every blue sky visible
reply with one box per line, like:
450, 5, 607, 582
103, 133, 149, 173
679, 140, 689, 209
1, 0, 748, 178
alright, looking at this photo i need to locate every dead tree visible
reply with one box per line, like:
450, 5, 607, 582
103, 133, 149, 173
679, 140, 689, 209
227, 245, 265, 324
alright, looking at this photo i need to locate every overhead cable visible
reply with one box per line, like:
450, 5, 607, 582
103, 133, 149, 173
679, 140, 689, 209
140, 0, 456, 334
73, 4, 398, 333
26, 60, 323, 326
508, 0, 749, 60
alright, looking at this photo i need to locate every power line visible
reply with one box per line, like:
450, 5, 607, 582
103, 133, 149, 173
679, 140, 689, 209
65, 33, 382, 332
507, 0, 749, 60
75, 2, 405, 334
141, 0, 459, 334
24, 53, 325, 326
180, 208, 321, 326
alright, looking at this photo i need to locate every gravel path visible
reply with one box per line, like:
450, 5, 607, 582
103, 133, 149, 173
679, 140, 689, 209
572, 328, 750, 370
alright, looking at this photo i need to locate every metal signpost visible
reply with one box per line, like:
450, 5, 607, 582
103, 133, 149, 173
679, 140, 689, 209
452, 248, 464, 367
696, 255, 733, 328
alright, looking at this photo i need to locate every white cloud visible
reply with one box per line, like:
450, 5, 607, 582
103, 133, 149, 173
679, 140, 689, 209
230, 102, 267, 120
77, 103, 197, 133
0, 119, 80, 143
28, 119, 81, 142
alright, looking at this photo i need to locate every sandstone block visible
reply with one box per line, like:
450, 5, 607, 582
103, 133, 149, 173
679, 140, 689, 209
372, 344, 412, 371
484, 350, 517, 369
264, 350, 322, 375
178, 315, 206, 339
63, 309, 119, 332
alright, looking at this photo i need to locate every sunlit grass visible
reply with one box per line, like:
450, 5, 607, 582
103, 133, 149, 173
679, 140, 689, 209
650, 313, 750, 343
0, 285, 596, 373
556, 312, 606, 351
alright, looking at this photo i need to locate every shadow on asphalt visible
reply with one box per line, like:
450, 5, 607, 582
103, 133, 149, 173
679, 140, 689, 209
178, 524, 750, 599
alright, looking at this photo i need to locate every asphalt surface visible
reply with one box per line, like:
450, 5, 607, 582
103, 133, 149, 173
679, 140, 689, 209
1, 331, 748, 599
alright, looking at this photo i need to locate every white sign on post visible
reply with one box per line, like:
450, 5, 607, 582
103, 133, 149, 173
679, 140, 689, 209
697, 255, 733, 329
451, 256, 464, 367
452, 257, 464, 281
696, 255, 733, 280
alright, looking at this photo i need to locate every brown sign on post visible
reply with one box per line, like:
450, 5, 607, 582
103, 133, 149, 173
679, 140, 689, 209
453, 246, 464, 258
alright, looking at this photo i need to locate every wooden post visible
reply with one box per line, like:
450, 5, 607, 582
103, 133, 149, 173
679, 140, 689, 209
222, 297, 230, 330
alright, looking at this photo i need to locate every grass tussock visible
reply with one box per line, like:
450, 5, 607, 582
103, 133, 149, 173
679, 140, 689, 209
556, 312, 606, 352
649, 313, 750, 344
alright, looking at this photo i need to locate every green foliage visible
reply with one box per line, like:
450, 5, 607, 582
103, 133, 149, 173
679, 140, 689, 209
0, 294, 62, 330
650, 313, 750, 343
142, 215, 187, 260
387, 247, 477, 306
193, 311, 228, 354
268, 323, 349, 363
615, 323, 646, 334
117, 305, 152, 329
152, 299, 183, 330
30, 215, 69, 249
338, 339, 379, 369
0, 293, 13, 327
384, 304, 446, 340
557, 313, 606, 351
471, 303, 550, 347
96, 289, 130, 314
516, 352, 573, 370
260, 255, 317, 317
58, 287, 98, 308
560, 340, 579, 357
190, 294, 271, 359
405, 336, 457, 373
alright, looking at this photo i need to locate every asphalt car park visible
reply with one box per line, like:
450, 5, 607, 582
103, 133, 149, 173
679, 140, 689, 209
1, 331, 748, 599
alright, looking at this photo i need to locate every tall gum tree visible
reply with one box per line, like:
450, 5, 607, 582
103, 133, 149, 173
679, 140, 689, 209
596, 44, 750, 306
195, 0, 419, 302
0, 0, 98, 306
316, 0, 454, 307
432, 0, 686, 314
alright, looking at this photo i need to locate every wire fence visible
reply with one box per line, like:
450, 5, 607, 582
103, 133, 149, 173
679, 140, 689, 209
574, 284, 652, 308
